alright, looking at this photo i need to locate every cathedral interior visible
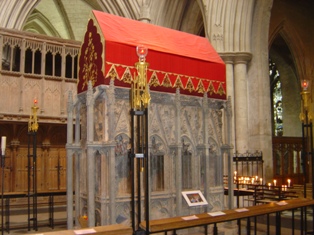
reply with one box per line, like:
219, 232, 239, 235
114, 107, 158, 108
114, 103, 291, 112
0, 0, 314, 234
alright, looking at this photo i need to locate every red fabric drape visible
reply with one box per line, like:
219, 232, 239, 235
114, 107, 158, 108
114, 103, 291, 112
78, 11, 226, 99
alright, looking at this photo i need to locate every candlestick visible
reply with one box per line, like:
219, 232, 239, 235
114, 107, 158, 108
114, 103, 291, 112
1, 136, 6, 155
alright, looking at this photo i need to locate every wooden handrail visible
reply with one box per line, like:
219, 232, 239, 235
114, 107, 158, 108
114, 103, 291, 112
140, 198, 314, 234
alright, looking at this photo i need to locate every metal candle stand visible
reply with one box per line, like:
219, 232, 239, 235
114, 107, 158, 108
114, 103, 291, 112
130, 45, 150, 235
1, 141, 6, 235
27, 99, 39, 231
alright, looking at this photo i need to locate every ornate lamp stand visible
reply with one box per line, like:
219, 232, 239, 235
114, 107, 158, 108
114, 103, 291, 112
28, 99, 39, 231
299, 79, 314, 233
130, 45, 150, 235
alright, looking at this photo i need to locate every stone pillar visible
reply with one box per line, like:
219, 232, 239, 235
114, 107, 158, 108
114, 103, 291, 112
174, 88, 182, 216
225, 98, 234, 209
86, 81, 95, 227
66, 91, 74, 229
75, 103, 81, 227
138, 0, 151, 23
233, 53, 252, 153
202, 94, 211, 208
107, 80, 116, 224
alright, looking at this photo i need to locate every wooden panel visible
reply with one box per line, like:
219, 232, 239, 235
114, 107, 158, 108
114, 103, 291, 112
272, 137, 304, 185
47, 148, 59, 190
59, 148, 67, 190
15, 148, 29, 192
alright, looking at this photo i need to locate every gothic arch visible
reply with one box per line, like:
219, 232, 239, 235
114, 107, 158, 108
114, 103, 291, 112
23, 11, 60, 37
150, 135, 166, 155
98, 0, 138, 19
0, 0, 39, 29
179, 0, 204, 36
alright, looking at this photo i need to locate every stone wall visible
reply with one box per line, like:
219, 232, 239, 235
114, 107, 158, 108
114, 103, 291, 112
67, 82, 229, 227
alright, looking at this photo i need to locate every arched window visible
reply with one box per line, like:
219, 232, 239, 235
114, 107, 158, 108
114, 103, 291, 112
270, 58, 283, 136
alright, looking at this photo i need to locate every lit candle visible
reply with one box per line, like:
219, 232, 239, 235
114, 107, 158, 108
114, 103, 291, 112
260, 178, 263, 185
1, 136, 6, 155
255, 175, 258, 181
287, 179, 291, 187
268, 183, 271, 189
251, 178, 254, 184
273, 179, 276, 186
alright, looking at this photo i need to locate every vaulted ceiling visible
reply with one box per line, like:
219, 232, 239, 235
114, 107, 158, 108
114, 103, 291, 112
23, 0, 204, 41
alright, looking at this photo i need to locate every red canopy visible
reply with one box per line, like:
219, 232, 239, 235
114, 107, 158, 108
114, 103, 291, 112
78, 10, 226, 99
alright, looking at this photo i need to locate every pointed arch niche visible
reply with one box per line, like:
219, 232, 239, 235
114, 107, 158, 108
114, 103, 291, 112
270, 33, 304, 185
270, 34, 301, 137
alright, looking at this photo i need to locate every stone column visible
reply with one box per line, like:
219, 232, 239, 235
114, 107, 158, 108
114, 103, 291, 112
75, 103, 81, 227
202, 94, 211, 209
107, 81, 116, 224
225, 98, 234, 209
174, 89, 182, 216
233, 53, 252, 153
220, 54, 236, 150
138, 0, 151, 23
86, 81, 95, 227
66, 91, 74, 229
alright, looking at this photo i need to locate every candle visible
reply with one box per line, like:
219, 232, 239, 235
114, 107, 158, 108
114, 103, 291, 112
1, 136, 6, 155
268, 183, 271, 189
273, 179, 276, 186
287, 179, 291, 187
260, 178, 263, 185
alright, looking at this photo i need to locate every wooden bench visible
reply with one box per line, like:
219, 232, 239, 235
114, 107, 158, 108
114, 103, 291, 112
248, 185, 298, 204
292, 184, 313, 198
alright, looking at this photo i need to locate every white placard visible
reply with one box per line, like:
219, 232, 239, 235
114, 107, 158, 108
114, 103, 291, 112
208, 211, 226, 217
276, 201, 288, 206
182, 215, 198, 220
235, 208, 249, 212
74, 229, 97, 234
